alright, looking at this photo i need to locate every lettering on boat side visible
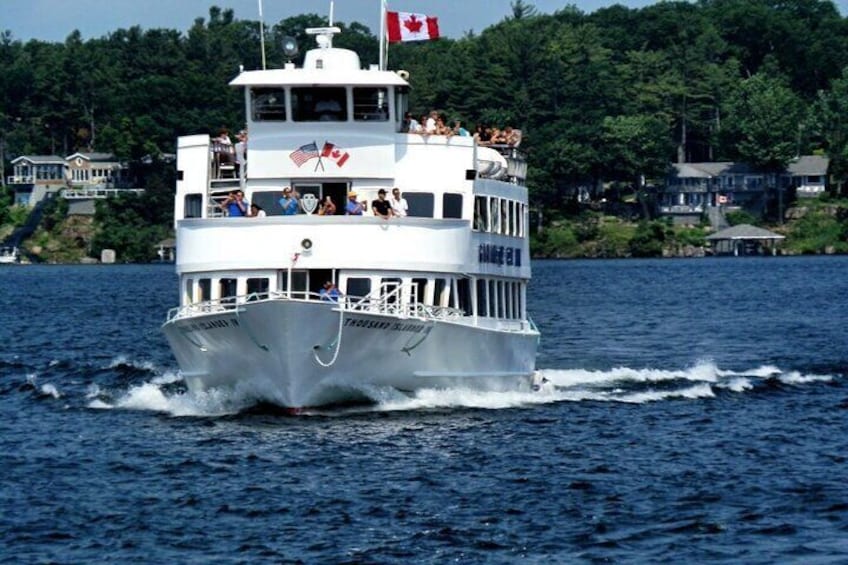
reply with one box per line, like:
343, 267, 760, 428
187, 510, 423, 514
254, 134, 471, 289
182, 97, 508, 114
179, 318, 240, 333
344, 319, 428, 333
478, 244, 522, 267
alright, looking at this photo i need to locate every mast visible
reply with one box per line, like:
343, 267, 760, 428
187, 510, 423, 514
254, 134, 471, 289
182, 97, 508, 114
258, 0, 267, 70
379, 0, 387, 70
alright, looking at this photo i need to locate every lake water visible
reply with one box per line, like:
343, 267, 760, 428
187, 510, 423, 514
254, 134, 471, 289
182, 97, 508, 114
1, 257, 847, 562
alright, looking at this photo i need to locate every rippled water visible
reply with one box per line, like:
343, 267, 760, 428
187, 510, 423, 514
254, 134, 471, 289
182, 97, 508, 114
1, 258, 847, 562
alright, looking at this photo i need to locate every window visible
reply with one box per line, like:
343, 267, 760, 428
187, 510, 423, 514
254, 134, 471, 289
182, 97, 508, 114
488, 280, 497, 318
220, 278, 238, 308
251, 190, 287, 216
456, 278, 472, 316
251, 88, 287, 121
184, 194, 202, 218
500, 199, 509, 235
353, 87, 388, 121
198, 279, 211, 302
184, 278, 193, 305
476, 279, 487, 317
246, 278, 270, 301
433, 278, 447, 307
443, 193, 463, 219
292, 87, 347, 121
406, 193, 434, 218
474, 196, 488, 232
490, 198, 501, 233
412, 277, 427, 306
381, 277, 402, 305
346, 277, 371, 298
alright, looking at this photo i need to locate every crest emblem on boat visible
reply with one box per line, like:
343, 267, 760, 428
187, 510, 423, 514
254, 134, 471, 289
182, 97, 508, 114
300, 193, 319, 215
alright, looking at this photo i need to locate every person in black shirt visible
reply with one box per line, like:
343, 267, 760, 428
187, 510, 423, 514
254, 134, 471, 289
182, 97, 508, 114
371, 189, 393, 220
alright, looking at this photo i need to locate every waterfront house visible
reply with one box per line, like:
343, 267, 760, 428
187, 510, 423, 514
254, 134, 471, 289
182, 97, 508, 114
7, 155, 67, 207
787, 155, 829, 198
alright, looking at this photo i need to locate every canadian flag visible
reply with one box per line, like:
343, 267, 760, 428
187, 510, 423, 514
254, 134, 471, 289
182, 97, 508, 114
386, 11, 440, 43
321, 142, 350, 167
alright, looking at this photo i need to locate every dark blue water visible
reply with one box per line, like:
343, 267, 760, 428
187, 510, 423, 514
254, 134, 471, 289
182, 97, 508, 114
2, 258, 847, 563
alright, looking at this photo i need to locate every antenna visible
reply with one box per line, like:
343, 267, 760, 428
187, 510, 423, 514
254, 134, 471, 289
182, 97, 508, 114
329, 0, 335, 26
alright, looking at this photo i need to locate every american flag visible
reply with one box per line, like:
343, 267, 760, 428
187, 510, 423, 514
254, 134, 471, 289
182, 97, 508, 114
290, 142, 319, 166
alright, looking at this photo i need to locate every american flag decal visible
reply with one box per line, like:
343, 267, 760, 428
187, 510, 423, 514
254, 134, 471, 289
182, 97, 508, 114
290, 142, 319, 166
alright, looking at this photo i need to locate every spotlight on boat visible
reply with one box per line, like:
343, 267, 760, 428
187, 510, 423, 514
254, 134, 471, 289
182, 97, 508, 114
282, 36, 299, 61
301, 238, 313, 251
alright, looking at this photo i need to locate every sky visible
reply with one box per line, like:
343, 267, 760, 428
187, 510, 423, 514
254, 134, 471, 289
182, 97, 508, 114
7, 0, 847, 44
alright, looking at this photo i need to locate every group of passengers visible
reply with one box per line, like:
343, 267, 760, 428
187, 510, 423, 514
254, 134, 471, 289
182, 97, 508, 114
344, 188, 408, 219
402, 112, 521, 147
212, 127, 248, 177
223, 187, 408, 218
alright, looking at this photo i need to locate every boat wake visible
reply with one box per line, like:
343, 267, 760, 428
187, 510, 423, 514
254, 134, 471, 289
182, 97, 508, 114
18, 358, 833, 418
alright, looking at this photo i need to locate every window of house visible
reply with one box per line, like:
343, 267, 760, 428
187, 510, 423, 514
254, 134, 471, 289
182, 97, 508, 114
251, 88, 287, 121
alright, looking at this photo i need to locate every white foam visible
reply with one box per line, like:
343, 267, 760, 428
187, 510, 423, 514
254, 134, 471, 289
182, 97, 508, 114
40, 383, 61, 399
88, 380, 251, 417
106, 355, 157, 372
779, 371, 833, 385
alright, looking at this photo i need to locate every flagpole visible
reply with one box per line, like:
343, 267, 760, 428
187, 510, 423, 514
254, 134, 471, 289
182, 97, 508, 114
379, 0, 387, 70
258, 0, 267, 70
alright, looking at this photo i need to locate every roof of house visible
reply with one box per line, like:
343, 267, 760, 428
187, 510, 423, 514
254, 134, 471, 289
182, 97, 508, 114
670, 162, 755, 178
786, 155, 829, 176
66, 152, 118, 163
11, 155, 65, 164
705, 224, 785, 241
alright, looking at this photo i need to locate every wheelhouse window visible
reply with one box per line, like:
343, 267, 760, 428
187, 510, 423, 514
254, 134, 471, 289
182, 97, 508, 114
346, 277, 371, 298
246, 278, 270, 301
251, 88, 287, 121
252, 190, 286, 216
292, 87, 347, 121
474, 196, 488, 231
353, 87, 388, 121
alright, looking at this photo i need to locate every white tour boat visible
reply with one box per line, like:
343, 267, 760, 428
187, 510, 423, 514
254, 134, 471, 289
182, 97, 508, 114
162, 27, 539, 408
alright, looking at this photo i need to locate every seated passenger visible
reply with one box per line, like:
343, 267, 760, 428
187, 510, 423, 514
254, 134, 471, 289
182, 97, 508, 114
403, 112, 421, 133
424, 111, 438, 134
435, 116, 453, 136
345, 191, 363, 215
453, 120, 470, 136
250, 203, 266, 217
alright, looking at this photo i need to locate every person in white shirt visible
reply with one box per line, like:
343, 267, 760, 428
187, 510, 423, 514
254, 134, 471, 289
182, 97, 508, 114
424, 111, 437, 134
389, 187, 408, 217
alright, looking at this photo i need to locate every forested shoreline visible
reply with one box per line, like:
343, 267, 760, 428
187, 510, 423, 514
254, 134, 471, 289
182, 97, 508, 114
3, 1, 848, 260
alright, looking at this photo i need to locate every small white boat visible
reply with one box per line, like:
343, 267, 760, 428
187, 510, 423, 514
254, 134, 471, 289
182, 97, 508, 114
162, 26, 539, 409
0, 246, 19, 264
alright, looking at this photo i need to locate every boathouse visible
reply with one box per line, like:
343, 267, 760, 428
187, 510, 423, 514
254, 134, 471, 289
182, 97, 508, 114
706, 224, 785, 256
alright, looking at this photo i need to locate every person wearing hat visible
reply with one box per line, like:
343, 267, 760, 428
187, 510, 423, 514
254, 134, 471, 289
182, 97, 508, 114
345, 191, 363, 215
371, 188, 393, 220
279, 186, 299, 215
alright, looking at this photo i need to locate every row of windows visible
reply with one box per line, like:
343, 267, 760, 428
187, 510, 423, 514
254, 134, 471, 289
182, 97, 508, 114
474, 195, 526, 237
183, 271, 526, 321
251, 86, 398, 123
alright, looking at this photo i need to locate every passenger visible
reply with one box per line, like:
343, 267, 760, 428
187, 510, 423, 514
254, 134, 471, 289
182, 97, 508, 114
250, 203, 266, 217
474, 124, 491, 146
278, 186, 299, 215
424, 111, 438, 134
318, 195, 336, 216
490, 127, 506, 145
389, 187, 408, 218
403, 112, 421, 133
345, 191, 363, 215
504, 126, 521, 147
224, 190, 248, 217
453, 120, 470, 136
435, 115, 453, 137
235, 129, 247, 175
372, 188, 393, 220
320, 281, 341, 302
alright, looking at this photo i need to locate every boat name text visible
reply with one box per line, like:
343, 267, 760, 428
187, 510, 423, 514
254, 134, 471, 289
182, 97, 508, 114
180, 318, 240, 333
478, 244, 522, 267
344, 319, 428, 333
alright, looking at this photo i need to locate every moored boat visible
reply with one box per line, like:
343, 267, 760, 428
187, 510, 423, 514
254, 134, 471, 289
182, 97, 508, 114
0, 246, 19, 264
162, 25, 539, 408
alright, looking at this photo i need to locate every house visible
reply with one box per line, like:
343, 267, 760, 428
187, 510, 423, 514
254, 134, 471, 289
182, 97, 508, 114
7, 155, 67, 206
65, 152, 129, 189
787, 155, 829, 198
659, 156, 830, 225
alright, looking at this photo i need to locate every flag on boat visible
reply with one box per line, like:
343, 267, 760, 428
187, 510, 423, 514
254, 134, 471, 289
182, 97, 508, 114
386, 11, 440, 43
321, 142, 350, 167
290, 142, 319, 166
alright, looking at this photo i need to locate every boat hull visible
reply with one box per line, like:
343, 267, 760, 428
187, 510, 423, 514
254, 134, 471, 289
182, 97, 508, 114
162, 299, 539, 408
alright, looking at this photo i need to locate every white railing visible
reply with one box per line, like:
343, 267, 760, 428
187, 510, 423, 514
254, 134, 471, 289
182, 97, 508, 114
61, 188, 145, 199
165, 285, 465, 324
6, 175, 34, 184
